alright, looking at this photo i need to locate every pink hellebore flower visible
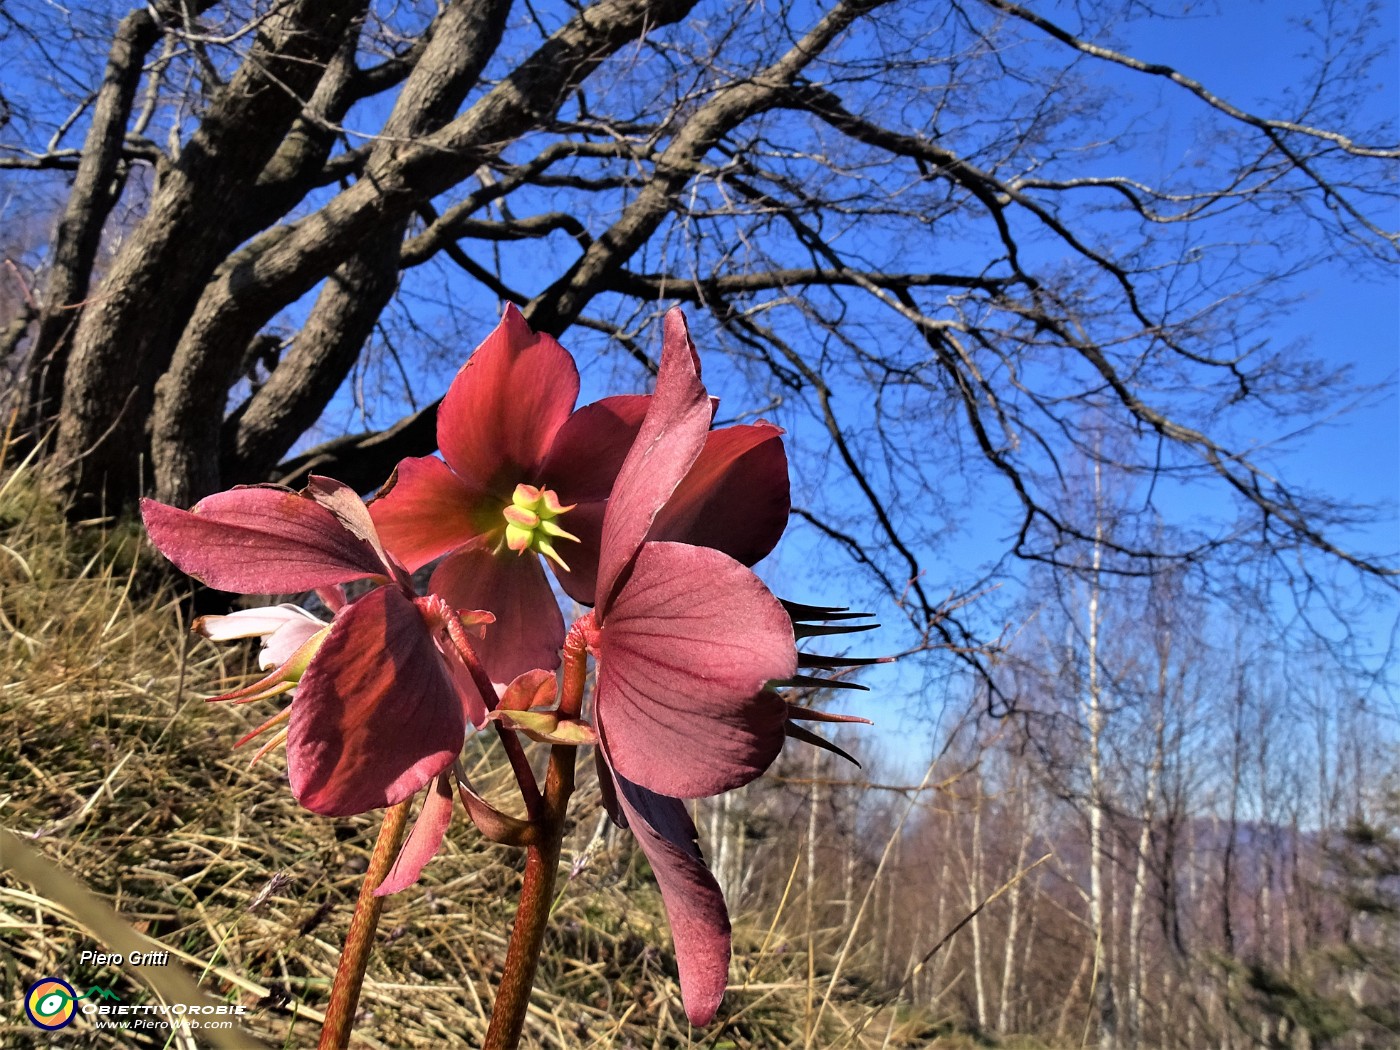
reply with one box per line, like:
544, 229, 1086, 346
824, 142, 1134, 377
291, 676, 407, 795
140, 477, 487, 818
369, 304, 789, 687
586, 309, 798, 1026
368, 305, 641, 687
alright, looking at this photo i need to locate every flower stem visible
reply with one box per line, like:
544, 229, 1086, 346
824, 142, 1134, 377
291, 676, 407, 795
558, 616, 591, 721
482, 747, 576, 1050
495, 721, 544, 821
481, 628, 590, 1050
425, 593, 544, 816
318, 800, 411, 1050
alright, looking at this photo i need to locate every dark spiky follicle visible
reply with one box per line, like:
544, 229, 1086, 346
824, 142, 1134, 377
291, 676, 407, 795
793, 620, 880, 639
786, 702, 871, 725
776, 598, 887, 765
785, 722, 861, 767
798, 652, 887, 670
781, 596, 886, 654
774, 673, 868, 691
779, 599, 872, 622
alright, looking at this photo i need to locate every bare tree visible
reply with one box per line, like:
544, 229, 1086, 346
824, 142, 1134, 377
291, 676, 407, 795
1, 0, 1394, 663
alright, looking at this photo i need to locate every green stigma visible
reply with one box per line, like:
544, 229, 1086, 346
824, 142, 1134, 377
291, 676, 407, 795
502, 483, 579, 571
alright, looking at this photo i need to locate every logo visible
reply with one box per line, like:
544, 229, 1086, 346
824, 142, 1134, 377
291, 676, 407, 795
23, 979, 122, 1030
24, 978, 79, 1030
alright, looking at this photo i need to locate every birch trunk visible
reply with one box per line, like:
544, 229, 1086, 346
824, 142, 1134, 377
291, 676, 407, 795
969, 790, 989, 1031
1086, 458, 1118, 1050
1127, 621, 1169, 1048
997, 766, 1031, 1035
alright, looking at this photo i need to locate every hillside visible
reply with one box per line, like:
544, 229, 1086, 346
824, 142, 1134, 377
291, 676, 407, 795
0, 452, 944, 1049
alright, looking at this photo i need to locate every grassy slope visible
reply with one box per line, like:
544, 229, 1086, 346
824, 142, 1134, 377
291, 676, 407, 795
0, 460, 954, 1049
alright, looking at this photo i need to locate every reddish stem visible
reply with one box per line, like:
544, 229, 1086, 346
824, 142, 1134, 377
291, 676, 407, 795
319, 800, 411, 1049
494, 721, 544, 821
481, 627, 591, 1050
558, 615, 592, 721
436, 600, 499, 703
481, 747, 576, 1050
425, 594, 543, 814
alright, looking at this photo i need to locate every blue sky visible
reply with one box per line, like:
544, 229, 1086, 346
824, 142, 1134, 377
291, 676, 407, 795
765, 0, 1400, 765
1111, 1, 1399, 524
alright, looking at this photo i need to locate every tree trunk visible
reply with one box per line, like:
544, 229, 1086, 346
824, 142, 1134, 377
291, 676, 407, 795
1056, 949, 1092, 1044
1086, 459, 1118, 1050
931, 812, 956, 992
50, 0, 366, 515
24, 8, 164, 439
969, 788, 989, 1032
804, 744, 820, 1050
220, 247, 399, 487
1126, 633, 1167, 1050
998, 763, 1032, 1036
260, 0, 889, 498
219, 0, 515, 489
710, 789, 740, 904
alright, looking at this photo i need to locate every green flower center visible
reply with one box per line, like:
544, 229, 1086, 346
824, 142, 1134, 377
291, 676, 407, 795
502, 483, 579, 571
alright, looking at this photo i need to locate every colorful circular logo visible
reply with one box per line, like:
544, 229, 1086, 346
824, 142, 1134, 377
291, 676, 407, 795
25, 978, 78, 1030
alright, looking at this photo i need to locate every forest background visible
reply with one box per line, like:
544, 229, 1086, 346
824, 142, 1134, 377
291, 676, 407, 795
0, 0, 1397, 1046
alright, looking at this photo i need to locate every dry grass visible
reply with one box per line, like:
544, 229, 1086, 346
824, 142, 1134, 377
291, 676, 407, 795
0, 448, 948, 1049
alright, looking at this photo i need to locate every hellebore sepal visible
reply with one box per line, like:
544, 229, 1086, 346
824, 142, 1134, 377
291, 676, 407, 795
594, 760, 733, 1026
590, 310, 797, 799
196, 604, 329, 669
582, 308, 803, 1025
140, 476, 489, 818
199, 615, 330, 707
287, 585, 472, 816
141, 484, 391, 594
